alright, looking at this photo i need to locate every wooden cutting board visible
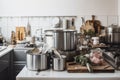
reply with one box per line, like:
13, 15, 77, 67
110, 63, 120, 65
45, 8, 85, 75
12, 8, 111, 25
67, 61, 115, 73
16, 27, 26, 41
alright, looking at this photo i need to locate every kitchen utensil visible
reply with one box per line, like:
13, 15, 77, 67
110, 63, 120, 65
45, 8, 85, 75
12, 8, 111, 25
91, 15, 101, 34
45, 29, 64, 50
69, 18, 76, 30
44, 29, 54, 49
53, 48, 62, 58
45, 29, 77, 51
42, 44, 50, 54
16, 27, 26, 41
53, 55, 66, 71
81, 17, 85, 25
105, 24, 120, 44
52, 17, 60, 28
26, 50, 50, 71
35, 28, 45, 42
53, 29, 64, 50
86, 63, 93, 73
67, 61, 114, 73
27, 21, 31, 36
66, 20, 70, 29
63, 30, 77, 51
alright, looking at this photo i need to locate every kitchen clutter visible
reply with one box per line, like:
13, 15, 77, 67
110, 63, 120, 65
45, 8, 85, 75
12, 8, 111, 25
52, 48, 66, 71
5, 15, 120, 72
24, 15, 119, 72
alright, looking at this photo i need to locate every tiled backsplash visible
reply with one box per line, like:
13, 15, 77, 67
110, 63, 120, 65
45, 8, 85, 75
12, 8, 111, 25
0, 15, 118, 42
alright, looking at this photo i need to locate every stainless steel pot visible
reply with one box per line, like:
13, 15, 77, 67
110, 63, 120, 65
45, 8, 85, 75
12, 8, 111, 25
45, 29, 77, 51
44, 30, 54, 49
53, 55, 66, 71
45, 29, 64, 50
26, 50, 50, 71
105, 25, 120, 44
63, 30, 77, 51
53, 30, 64, 50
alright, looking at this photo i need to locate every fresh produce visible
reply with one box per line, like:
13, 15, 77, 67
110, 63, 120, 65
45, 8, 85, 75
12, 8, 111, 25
90, 48, 103, 65
74, 54, 93, 72
74, 55, 91, 66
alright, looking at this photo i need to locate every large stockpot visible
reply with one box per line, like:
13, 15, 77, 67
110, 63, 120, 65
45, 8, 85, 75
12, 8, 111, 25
63, 30, 77, 51
26, 50, 50, 71
105, 25, 120, 44
45, 29, 77, 51
44, 30, 54, 49
45, 29, 63, 50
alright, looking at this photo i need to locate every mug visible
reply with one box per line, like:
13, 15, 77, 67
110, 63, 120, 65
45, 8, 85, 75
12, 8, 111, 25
92, 37, 99, 45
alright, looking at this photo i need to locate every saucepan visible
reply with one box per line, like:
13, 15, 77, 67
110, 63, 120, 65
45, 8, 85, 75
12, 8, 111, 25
26, 47, 50, 71
52, 49, 66, 71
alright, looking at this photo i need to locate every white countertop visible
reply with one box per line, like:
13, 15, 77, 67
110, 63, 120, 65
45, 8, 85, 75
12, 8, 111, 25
0, 46, 13, 57
16, 66, 120, 80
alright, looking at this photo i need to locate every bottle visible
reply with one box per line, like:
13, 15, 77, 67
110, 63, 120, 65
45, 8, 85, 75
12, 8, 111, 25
11, 31, 16, 45
27, 21, 31, 37
3, 39, 7, 46
66, 20, 70, 29
69, 18, 76, 30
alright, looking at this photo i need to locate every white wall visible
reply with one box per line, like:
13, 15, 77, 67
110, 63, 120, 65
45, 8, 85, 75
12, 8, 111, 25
0, 0, 119, 43
118, 0, 120, 25
0, 0, 118, 16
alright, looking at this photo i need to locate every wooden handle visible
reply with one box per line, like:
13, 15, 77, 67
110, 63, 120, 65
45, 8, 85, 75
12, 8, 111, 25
92, 15, 95, 21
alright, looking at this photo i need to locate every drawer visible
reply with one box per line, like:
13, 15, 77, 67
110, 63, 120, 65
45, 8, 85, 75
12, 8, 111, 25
0, 61, 9, 72
13, 49, 27, 61
14, 63, 25, 70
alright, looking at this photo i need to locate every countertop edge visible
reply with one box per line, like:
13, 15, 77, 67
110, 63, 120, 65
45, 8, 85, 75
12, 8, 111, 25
16, 66, 120, 80
0, 46, 13, 57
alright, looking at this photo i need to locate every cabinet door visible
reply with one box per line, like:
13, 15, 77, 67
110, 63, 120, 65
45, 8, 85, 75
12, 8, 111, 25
14, 62, 25, 76
0, 52, 10, 80
0, 53, 9, 72
14, 49, 27, 61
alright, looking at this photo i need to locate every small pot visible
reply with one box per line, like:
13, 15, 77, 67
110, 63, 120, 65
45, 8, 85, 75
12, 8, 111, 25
53, 55, 66, 71
26, 50, 50, 71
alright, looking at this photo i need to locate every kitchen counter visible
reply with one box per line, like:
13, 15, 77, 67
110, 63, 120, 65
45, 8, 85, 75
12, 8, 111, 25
16, 66, 120, 80
0, 46, 13, 57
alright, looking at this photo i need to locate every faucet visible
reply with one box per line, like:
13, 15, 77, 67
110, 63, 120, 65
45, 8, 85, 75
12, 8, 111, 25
35, 28, 44, 42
